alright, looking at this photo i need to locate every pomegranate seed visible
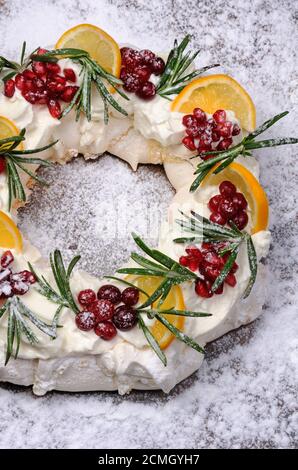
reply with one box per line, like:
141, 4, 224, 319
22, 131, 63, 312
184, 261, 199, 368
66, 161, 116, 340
231, 211, 248, 230
232, 123, 241, 136
213, 109, 226, 123
63, 68, 76, 82
139, 49, 156, 66
113, 305, 137, 331
133, 65, 151, 83
193, 108, 206, 122
182, 114, 198, 128
11, 270, 36, 285
47, 78, 66, 95
204, 251, 224, 267
208, 194, 222, 212
225, 273, 237, 287
200, 154, 216, 161
231, 262, 239, 274
179, 256, 190, 267
201, 265, 221, 281
182, 136, 196, 151
46, 62, 61, 74
217, 138, 233, 151
34, 90, 48, 104
11, 280, 29, 296
0, 156, 6, 174
232, 192, 248, 210
78, 289, 96, 306
188, 257, 200, 272
32, 61, 47, 76
195, 279, 213, 298
23, 70, 36, 80
219, 180, 236, 198
185, 247, 203, 261
123, 73, 141, 93
216, 121, 233, 138
136, 81, 156, 100
75, 310, 97, 331
121, 287, 139, 306
214, 283, 224, 295
60, 86, 79, 103
1, 251, 14, 268
89, 299, 114, 322
15, 73, 26, 91
37, 48, 48, 55
151, 57, 165, 75
0, 268, 11, 282
4, 79, 15, 98
94, 321, 117, 340
219, 198, 238, 220
210, 211, 227, 226
23, 92, 37, 104
47, 99, 61, 119
186, 123, 199, 138
0, 281, 13, 299
211, 131, 220, 142
201, 242, 215, 252
98, 285, 121, 305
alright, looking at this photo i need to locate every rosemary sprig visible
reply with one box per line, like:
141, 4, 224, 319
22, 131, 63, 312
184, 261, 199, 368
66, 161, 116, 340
174, 211, 257, 298
0, 296, 57, 365
29, 250, 80, 323
0, 42, 33, 82
31, 48, 128, 123
190, 111, 298, 192
0, 129, 57, 210
116, 233, 212, 364
156, 35, 219, 99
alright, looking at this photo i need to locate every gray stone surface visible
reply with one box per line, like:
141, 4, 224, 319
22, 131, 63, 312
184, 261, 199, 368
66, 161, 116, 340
0, 0, 297, 449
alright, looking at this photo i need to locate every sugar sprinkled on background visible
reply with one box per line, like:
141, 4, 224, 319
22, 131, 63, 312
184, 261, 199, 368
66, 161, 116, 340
0, 0, 298, 449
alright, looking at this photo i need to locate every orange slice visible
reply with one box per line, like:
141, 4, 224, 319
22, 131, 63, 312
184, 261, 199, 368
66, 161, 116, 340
55, 24, 121, 77
0, 116, 24, 151
0, 211, 23, 252
201, 162, 269, 233
171, 74, 256, 132
126, 275, 185, 349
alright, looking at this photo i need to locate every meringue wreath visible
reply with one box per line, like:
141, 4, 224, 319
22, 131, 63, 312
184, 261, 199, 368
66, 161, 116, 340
0, 24, 297, 395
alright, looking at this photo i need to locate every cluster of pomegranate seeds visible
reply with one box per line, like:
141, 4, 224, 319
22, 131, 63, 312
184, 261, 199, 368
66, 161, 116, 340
76, 284, 139, 340
179, 243, 238, 298
120, 47, 165, 100
0, 250, 36, 299
208, 180, 248, 230
3, 49, 79, 119
181, 108, 241, 155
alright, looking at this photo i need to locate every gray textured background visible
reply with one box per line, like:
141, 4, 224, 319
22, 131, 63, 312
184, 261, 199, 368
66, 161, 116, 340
0, 0, 297, 449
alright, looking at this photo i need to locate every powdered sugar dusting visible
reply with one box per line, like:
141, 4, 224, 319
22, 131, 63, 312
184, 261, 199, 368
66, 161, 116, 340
0, 0, 298, 450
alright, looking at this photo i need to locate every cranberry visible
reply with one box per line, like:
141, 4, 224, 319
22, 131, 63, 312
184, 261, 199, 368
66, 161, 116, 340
1, 251, 14, 268
113, 305, 137, 331
47, 99, 61, 119
0, 157, 6, 174
4, 79, 16, 98
185, 246, 203, 261
15, 73, 26, 91
63, 68, 76, 82
210, 211, 227, 226
182, 136, 196, 151
89, 299, 114, 322
208, 194, 222, 212
182, 114, 197, 128
179, 256, 189, 267
195, 279, 213, 298
136, 81, 156, 100
46, 62, 61, 75
218, 198, 238, 220
120, 67, 128, 82
121, 287, 139, 306
94, 321, 117, 340
151, 57, 165, 75
78, 289, 96, 306
193, 108, 206, 122
232, 123, 241, 136
0, 281, 13, 299
11, 270, 36, 285
225, 273, 237, 287
133, 65, 151, 83
98, 284, 121, 304
139, 49, 156, 66
0, 268, 11, 282
217, 138, 233, 151
232, 192, 248, 210
75, 310, 97, 331
121, 48, 142, 70
231, 211, 248, 230
216, 121, 233, 138
60, 86, 79, 103
219, 180, 236, 198
213, 109, 226, 123
11, 280, 29, 296
123, 73, 141, 93
32, 61, 47, 76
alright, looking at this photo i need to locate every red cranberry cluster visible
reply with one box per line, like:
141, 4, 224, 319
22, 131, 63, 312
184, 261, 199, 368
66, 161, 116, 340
120, 47, 165, 100
179, 242, 238, 298
76, 284, 140, 340
182, 108, 241, 155
208, 180, 248, 229
0, 250, 36, 299
3, 49, 79, 119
